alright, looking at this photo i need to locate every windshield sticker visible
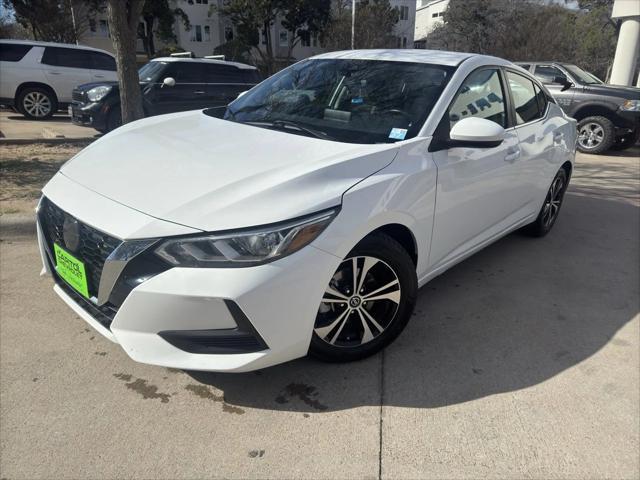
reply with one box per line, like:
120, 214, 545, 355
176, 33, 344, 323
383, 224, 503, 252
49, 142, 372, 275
351, 97, 364, 104
389, 128, 408, 140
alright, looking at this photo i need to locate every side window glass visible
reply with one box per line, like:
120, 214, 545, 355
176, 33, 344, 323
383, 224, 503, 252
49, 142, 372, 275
165, 63, 205, 83
506, 72, 542, 125
533, 83, 548, 116
534, 65, 566, 85
204, 64, 246, 83
91, 52, 116, 71
0, 43, 32, 62
42, 47, 92, 69
449, 68, 506, 128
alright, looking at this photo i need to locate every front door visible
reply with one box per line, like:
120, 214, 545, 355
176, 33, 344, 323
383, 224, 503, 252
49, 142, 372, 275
428, 68, 525, 270
150, 62, 209, 115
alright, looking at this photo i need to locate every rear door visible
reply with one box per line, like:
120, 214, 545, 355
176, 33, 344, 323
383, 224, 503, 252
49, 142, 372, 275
506, 70, 569, 213
41, 47, 93, 102
150, 62, 208, 115
88, 51, 118, 82
428, 67, 524, 270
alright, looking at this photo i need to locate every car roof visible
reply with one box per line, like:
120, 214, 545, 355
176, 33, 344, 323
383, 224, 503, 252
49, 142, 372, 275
151, 57, 257, 70
515, 61, 577, 67
310, 49, 505, 67
0, 38, 114, 56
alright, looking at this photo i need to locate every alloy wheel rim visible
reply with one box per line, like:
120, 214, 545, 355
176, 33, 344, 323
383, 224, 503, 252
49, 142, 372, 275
578, 122, 604, 149
23, 92, 51, 117
314, 256, 401, 348
542, 175, 564, 228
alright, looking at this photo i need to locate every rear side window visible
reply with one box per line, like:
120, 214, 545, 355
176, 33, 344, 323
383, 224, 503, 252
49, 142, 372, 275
241, 69, 262, 83
42, 47, 92, 69
204, 64, 249, 83
449, 68, 507, 128
0, 43, 32, 62
518, 64, 531, 71
91, 52, 116, 71
506, 71, 544, 124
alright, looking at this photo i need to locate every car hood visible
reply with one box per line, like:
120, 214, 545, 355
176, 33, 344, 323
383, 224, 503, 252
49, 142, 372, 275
583, 84, 640, 100
60, 110, 399, 232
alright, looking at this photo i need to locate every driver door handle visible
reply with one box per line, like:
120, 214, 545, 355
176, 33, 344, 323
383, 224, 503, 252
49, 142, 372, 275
193, 90, 205, 95
504, 148, 521, 163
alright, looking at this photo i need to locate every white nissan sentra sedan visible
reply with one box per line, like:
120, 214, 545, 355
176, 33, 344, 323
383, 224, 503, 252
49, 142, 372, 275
37, 50, 577, 372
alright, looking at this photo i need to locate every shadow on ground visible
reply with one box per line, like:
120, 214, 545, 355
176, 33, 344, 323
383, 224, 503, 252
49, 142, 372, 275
187, 178, 639, 412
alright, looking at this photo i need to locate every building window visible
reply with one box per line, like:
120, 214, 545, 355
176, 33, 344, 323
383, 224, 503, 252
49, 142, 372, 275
224, 25, 233, 42
279, 29, 288, 47
99, 19, 109, 37
399, 5, 409, 21
312, 33, 318, 47
204, 25, 211, 42
402, 36, 407, 48
301, 30, 310, 47
191, 25, 202, 42
261, 28, 267, 45
439, 12, 444, 17
432, 12, 438, 18
89, 19, 96, 33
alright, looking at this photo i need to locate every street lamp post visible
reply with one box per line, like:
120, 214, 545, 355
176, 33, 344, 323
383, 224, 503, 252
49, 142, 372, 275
351, 0, 356, 49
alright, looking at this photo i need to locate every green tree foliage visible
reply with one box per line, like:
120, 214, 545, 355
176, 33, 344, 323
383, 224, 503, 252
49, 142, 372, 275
426, 0, 617, 80
321, 0, 400, 50
139, 0, 190, 58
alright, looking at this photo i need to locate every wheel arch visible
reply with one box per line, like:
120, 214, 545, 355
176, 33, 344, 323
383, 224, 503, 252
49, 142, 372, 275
15, 82, 59, 106
560, 160, 573, 182
572, 103, 617, 122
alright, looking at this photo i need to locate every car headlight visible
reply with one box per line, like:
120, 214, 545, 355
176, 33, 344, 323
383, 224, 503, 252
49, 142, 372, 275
86, 85, 112, 102
621, 99, 640, 112
154, 208, 339, 267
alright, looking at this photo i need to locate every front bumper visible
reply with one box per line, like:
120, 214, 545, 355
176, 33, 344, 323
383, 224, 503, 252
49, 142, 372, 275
69, 102, 109, 131
37, 193, 342, 372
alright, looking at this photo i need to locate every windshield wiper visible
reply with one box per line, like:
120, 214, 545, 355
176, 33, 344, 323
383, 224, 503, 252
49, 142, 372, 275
244, 120, 334, 141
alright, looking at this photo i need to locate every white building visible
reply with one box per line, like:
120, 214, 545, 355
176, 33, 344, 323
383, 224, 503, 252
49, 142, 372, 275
414, 0, 448, 48
79, 0, 417, 65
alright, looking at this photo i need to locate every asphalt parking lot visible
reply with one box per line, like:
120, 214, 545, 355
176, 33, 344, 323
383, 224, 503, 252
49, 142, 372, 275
1, 149, 638, 479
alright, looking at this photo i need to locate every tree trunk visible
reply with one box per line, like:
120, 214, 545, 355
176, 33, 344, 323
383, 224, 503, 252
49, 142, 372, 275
106, 0, 146, 125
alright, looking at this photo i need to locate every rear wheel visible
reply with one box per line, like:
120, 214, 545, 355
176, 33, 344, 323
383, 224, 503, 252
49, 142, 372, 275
576, 116, 615, 154
523, 168, 568, 237
17, 87, 57, 120
309, 233, 417, 362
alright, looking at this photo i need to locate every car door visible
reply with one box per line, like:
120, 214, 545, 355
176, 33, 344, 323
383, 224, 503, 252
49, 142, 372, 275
88, 51, 118, 82
150, 62, 208, 115
204, 64, 256, 107
428, 67, 524, 270
41, 47, 93, 103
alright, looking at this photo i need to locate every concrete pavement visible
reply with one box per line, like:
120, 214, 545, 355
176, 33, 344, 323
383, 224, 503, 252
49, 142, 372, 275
0, 151, 638, 479
0, 110, 99, 141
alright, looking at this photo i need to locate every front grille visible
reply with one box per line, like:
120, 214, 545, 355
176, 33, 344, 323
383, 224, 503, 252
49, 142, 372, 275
71, 89, 86, 104
38, 197, 121, 301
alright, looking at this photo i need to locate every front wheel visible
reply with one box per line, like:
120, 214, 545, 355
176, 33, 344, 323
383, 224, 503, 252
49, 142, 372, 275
523, 168, 568, 237
309, 233, 417, 363
577, 116, 615, 154
17, 87, 57, 120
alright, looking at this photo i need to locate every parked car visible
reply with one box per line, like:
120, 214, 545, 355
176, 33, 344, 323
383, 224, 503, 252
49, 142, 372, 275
516, 62, 640, 153
70, 56, 261, 133
0, 39, 117, 120
37, 50, 576, 372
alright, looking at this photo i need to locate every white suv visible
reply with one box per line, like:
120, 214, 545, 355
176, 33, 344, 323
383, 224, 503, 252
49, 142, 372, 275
0, 40, 118, 119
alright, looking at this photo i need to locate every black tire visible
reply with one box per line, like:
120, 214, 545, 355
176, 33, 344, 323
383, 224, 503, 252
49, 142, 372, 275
106, 105, 122, 132
611, 128, 639, 151
16, 86, 57, 120
523, 168, 568, 237
309, 232, 417, 363
576, 116, 615, 154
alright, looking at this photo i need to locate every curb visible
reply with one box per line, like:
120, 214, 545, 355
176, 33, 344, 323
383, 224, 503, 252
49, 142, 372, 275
0, 137, 96, 145
0, 213, 36, 239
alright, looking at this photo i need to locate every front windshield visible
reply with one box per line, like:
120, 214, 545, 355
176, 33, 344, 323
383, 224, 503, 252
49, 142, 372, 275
563, 64, 603, 85
138, 61, 167, 82
217, 59, 455, 144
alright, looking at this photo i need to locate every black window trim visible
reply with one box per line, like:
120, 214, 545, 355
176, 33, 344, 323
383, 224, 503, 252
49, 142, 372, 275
502, 66, 551, 130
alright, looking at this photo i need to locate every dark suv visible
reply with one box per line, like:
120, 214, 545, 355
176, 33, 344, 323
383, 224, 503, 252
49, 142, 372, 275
517, 62, 640, 154
70, 57, 261, 133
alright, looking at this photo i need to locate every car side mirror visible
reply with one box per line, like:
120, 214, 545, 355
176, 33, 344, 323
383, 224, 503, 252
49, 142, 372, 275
554, 76, 573, 91
449, 117, 505, 148
162, 77, 176, 88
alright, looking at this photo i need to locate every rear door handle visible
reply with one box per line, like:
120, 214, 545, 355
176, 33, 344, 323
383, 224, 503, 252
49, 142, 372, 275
48, 71, 62, 75
94, 74, 105, 79
505, 149, 520, 163
194, 90, 205, 95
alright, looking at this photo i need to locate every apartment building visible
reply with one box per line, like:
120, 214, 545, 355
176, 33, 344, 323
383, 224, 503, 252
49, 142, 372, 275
414, 0, 448, 48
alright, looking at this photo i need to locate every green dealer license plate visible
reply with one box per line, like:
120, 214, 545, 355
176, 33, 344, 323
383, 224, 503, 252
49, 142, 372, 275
54, 243, 90, 298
